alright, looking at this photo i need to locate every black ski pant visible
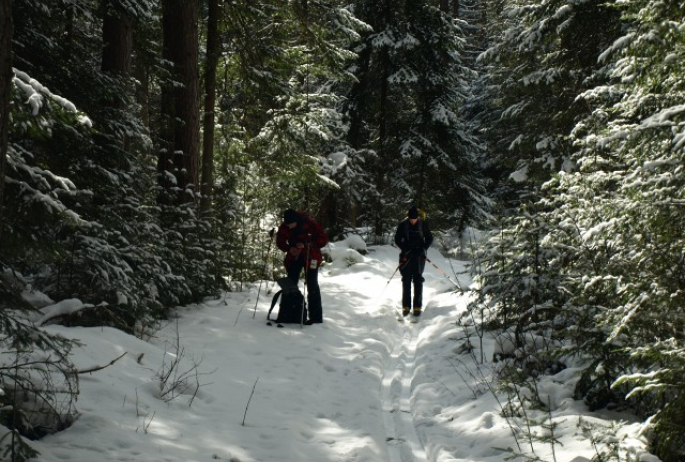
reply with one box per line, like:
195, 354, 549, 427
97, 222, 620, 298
287, 258, 323, 323
400, 256, 425, 309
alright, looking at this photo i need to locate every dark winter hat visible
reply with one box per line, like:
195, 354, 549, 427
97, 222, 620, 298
408, 206, 419, 219
283, 209, 299, 224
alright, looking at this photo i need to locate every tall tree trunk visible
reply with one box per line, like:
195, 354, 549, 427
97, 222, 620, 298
133, 30, 151, 134
159, 0, 200, 203
0, 0, 13, 239
200, 0, 220, 213
101, 0, 133, 153
347, 45, 371, 151
133, 51, 151, 132
374, 48, 390, 237
101, 1, 133, 76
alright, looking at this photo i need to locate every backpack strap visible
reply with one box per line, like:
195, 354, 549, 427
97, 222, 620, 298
267, 290, 283, 321
404, 217, 424, 244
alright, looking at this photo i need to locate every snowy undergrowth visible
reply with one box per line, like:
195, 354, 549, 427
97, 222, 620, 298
410, 288, 657, 462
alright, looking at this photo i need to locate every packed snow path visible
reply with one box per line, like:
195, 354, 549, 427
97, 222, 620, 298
381, 304, 431, 462
32, 244, 479, 462
29, 241, 655, 462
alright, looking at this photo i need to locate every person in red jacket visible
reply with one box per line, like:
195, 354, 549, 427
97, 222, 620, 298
276, 209, 329, 324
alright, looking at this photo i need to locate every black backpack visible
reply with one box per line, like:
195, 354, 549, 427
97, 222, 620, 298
267, 278, 307, 324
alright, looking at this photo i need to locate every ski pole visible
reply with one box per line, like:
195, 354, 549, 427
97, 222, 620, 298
425, 257, 464, 293
301, 234, 312, 328
384, 260, 403, 288
387, 264, 400, 284
253, 228, 276, 318
377, 256, 410, 299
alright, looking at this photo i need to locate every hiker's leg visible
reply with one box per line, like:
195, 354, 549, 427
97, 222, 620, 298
413, 279, 424, 309
400, 263, 412, 309
413, 259, 425, 309
306, 266, 323, 323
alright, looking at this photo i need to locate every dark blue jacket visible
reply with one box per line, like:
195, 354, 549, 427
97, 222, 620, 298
394, 218, 433, 258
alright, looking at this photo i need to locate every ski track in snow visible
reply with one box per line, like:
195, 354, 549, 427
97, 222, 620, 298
381, 301, 433, 462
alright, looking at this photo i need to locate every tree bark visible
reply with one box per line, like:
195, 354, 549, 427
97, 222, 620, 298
374, 48, 390, 237
159, 0, 200, 203
133, 38, 151, 133
100, 0, 133, 154
0, 0, 13, 239
200, 0, 220, 213
346, 44, 371, 151
101, 0, 133, 76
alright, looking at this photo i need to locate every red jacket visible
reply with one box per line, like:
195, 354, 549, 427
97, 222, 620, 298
276, 212, 329, 269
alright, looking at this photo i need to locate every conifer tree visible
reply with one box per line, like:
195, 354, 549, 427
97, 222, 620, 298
346, 0, 487, 234
7, 0, 216, 320
479, 0, 621, 200
473, 0, 685, 458
557, 0, 685, 457
472, 0, 623, 336
1, 67, 84, 462
213, 0, 366, 248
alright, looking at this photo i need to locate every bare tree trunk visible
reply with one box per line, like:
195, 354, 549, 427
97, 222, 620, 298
159, 0, 200, 203
101, 0, 133, 76
0, 0, 13, 239
374, 48, 390, 237
347, 45, 370, 151
341, 43, 372, 230
200, 0, 220, 213
101, 0, 133, 155
133, 36, 151, 133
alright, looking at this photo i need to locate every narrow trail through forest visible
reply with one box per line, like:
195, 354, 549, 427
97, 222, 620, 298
381, 296, 442, 462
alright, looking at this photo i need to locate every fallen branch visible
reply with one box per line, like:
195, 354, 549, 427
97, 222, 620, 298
242, 376, 260, 426
70, 352, 127, 375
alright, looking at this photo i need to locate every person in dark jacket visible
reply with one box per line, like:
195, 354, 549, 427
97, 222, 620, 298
394, 206, 433, 317
276, 209, 329, 324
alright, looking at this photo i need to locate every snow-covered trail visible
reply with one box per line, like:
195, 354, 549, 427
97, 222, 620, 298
31, 243, 473, 462
29, 240, 653, 462
380, 279, 473, 462
382, 316, 429, 462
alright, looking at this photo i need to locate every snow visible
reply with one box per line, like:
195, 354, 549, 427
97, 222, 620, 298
509, 165, 529, 182
27, 242, 656, 462
326, 152, 349, 172
13, 68, 90, 125
33, 298, 95, 327
20, 284, 54, 308
599, 33, 635, 63
641, 104, 685, 126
